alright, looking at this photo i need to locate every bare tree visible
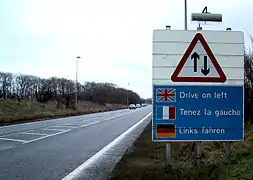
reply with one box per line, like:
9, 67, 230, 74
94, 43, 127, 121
244, 37, 253, 123
0, 71, 143, 107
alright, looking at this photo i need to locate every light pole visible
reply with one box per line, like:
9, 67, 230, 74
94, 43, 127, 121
126, 83, 130, 106
75, 56, 81, 109
184, 0, 187, 30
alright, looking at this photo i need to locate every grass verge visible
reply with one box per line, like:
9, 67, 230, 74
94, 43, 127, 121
0, 99, 127, 126
108, 121, 253, 180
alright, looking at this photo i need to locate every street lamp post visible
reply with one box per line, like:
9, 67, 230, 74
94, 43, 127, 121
126, 83, 130, 106
75, 56, 81, 109
184, 0, 187, 30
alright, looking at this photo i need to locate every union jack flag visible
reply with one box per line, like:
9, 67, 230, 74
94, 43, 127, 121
156, 88, 176, 102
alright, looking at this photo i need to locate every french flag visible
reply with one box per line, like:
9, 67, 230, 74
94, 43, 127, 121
157, 106, 176, 120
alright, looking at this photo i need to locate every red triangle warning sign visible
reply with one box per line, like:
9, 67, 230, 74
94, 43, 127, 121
171, 33, 227, 83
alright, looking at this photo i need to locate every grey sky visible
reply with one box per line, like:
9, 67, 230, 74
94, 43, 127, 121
0, 0, 252, 98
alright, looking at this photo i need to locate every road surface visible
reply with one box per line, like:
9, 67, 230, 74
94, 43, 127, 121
0, 106, 152, 180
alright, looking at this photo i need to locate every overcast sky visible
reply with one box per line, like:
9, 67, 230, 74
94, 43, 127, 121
0, 0, 252, 99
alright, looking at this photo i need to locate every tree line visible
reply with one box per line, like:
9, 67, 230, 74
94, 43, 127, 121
0, 71, 145, 108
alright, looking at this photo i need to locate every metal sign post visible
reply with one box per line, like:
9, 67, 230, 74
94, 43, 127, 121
165, 143, 172, 165
164, 25, 173, 166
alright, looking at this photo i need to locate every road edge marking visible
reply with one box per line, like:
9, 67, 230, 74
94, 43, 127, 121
61, 111, 152, 180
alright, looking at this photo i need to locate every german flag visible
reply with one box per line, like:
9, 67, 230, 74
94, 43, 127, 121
156, 124, 176, 138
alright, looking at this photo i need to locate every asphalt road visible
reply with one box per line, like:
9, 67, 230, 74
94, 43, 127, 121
0, 106, 152, 180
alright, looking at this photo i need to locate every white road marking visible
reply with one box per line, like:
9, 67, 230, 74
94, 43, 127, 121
80, 121, 100, 128
79, 112, 131, 127
60, 124, 81, 127
79, 116, 102, 122
42, 128, 66, 132
24, 130, 71, 144
62, 123, 83, 126
51, 125, 76, 129
73, 123, 85, 126
61, 112, 152, 180
22, 132, 48, 136
0, 137, 28, 143
103, 112, 130, 121
0, 110, 134, 146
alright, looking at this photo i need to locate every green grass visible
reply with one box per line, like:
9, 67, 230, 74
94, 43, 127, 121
108, 122, 253, 180
0, 99, 127, 125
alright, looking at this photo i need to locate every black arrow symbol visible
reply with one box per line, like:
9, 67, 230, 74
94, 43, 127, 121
201, 56, 210, 76
191, 52, 199, 72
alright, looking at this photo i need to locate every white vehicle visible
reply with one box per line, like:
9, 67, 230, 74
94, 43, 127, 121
136, 104, 141, 108
129, 104, 136, 110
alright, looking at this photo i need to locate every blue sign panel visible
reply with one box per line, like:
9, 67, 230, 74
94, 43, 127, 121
152, 85, 244, 141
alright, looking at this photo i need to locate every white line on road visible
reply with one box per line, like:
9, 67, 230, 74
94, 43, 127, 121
42, 128, 66, 132
0, 110, 135, 147
0, 137, 28, 143
23, 112, 124, 144
69, 121, 83, 126
22, 132, 48, 136
80, 121, 100, 128
62, 111, 152, 180
78, 116, 104, 123
51, 125, 76, 129
103, 112, 131, 121
24, 130, 71, 144
61, 124, 81, 127
79, 112, 131, 127
62, 123, 83, 126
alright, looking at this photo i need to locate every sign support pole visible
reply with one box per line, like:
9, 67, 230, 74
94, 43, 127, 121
196, 141, 202, 167
165, 143, 172, 165
164, 25, 173, 166
184, 0, 187, 30
195, 26, 204, 167
225, 142, 231, 157
224, 27, 232, 157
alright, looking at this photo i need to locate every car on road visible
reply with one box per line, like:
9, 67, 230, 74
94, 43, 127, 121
136, 104, 141, 108
141, 103, 146, 107
129, 104, 136, 110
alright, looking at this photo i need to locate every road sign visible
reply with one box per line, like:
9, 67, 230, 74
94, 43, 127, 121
152, 85, 244, 141
171, 33, 227, 82
152, 30, 244, 141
